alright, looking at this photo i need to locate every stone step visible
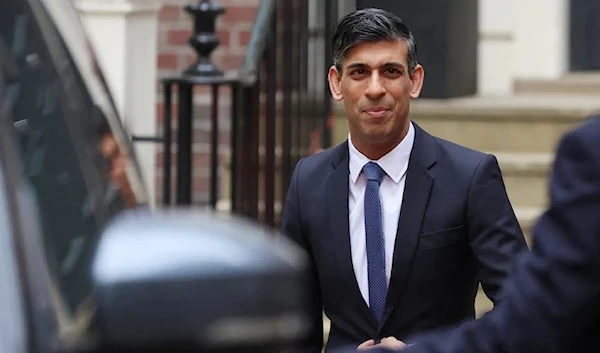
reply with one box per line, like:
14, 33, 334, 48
495, 152, 552, 209
514, 72, 600, 96
475, 286, 494, 318
333, 95, 600, 153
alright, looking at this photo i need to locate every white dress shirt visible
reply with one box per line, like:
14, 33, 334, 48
348, 122, 415, 306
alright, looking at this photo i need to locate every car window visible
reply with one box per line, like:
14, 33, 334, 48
0, 0, 143, 321
39, 0, 148, 207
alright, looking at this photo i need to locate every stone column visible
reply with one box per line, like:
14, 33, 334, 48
513, 0, 569, 80
74, 0, 161, 206
478, 0, 516, 96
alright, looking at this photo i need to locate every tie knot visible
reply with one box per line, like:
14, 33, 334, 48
362, 162, 386, 184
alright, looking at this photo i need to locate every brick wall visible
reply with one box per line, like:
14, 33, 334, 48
155, 0, 259, 204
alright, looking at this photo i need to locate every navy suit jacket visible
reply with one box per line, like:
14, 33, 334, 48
280, 123, 528, 352
402, 115, 600, 353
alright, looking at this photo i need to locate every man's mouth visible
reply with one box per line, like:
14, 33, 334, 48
363, 107, 390, 118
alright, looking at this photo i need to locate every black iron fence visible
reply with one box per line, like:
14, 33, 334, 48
232, 0, 344, 227
138, 0, 353, 228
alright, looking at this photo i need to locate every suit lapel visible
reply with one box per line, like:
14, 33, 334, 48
327, 142, 379, 330
382, 123, 437, 325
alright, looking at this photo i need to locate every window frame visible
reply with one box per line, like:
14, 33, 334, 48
0, 59, 30, 353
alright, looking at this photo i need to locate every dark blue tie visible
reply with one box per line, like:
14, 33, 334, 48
362, 161, 387, 324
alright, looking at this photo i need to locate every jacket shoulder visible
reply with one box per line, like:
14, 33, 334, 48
429, 134, 492, 171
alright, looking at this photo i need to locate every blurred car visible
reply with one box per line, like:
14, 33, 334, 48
0, 0, 315, 352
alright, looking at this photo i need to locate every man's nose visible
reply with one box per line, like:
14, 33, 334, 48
365, 72, 386, 98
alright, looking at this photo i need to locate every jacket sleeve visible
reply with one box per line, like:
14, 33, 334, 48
465, 154, 529, 303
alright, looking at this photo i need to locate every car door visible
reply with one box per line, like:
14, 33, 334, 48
1, 0, 148, 351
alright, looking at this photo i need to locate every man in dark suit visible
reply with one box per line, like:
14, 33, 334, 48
280, 8, 528, 353
371, 115, 600, 352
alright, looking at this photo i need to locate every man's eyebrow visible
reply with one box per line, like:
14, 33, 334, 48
381, 62, 406, 69
345, 62, 368, 70
344, 62, 406, 70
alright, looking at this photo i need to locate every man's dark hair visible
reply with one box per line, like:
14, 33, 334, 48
332, 8, 418, 76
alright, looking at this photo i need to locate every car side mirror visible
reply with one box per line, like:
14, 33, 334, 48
90, 208, 314, 352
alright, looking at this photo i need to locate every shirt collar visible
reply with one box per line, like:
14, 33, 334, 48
348, 121, 415, 184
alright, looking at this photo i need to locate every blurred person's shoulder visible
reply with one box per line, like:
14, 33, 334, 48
577, 114, 600, 136
561, 114, 600, 147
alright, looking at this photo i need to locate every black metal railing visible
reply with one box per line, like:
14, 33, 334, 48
140, 0, 351, 228
232, 0, 354, 227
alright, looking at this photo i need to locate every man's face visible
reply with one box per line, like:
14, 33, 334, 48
328, 40, 424, 151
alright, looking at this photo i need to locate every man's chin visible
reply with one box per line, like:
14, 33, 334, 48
361, 131, 396, 145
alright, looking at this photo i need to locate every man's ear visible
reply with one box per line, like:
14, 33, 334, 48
328, 65, 343, 101
409, 64, 425, 99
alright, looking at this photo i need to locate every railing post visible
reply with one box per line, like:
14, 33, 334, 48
184, 0, 226, 77
161, 0, 235, 208
280, 0, 294, 218
264, 7, 277, 227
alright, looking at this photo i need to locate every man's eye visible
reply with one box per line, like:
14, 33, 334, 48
385, 68, 401, 75
351, 69, 366, 76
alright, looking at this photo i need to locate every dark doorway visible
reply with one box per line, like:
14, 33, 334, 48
570, 0, 600, 71
355, 0, 478, 98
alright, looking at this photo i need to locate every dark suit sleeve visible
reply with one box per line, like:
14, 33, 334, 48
280, 158, 324, 353
465, 154, 528, 303
402, 124, 600, 353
